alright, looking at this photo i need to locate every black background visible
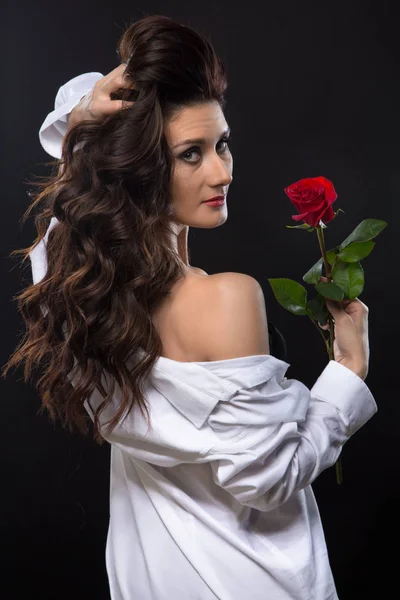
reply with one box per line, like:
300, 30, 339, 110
2, 1, 397, 598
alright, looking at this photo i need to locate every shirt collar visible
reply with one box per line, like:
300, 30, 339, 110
147, 354, 290, 429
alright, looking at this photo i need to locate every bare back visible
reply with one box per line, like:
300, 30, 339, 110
151, 268, 213, 362
151, 269, 271, 362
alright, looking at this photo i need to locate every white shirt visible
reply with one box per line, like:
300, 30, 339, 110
32, 74, 378, 600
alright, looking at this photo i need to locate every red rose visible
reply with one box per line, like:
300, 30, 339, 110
284, 176, 338, 228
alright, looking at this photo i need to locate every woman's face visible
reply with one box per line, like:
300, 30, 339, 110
164, 101, 233, 230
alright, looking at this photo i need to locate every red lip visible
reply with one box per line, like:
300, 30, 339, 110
203, 195, 225, 203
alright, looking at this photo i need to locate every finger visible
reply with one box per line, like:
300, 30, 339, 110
112, 64, 129, 87
96, 64, 130, 94
340, 299, 351, 308
100, 74, 135, 100
113, 67, 133, 87
325, 300, 355, 324
93, 99, 134, 116
105, 63, 128, 81
120, 100, 134, 110
342, 300, 369, 321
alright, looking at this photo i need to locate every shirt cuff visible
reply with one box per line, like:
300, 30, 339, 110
311, 360, 377, 434
38, 94, 86, 159
38, 72, 103, 159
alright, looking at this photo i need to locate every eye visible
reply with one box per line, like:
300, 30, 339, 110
219, 136, 232, 152
180, 135, 232, 163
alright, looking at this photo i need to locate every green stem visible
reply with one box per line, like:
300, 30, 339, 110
316, 226, 331, 278
307, 313, 330, 353
316, 226, 335, 360
316, 226, 342, 484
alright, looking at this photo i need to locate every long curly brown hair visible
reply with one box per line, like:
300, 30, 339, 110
2, 14, 228, 443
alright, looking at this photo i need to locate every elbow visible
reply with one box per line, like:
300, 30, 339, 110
235, 481, 296, 512
216, 454, 309, 513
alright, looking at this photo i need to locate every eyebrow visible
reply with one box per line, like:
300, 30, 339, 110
172, 126, 231, 150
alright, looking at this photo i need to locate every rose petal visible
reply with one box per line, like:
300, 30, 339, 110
287, 176, 337, 227
292, 212, 309, 221
291, 196, 325, 209
291, 212, 316, 227
319, 205, 335, 225
314, 176, 338, 204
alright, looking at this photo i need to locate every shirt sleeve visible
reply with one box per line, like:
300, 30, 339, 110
29, 216, 59, 286
207, 360, 377, 511
39, 72, 103, 159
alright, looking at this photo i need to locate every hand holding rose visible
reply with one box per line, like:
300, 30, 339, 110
268, 175, 387, 483
319, 277, 370, 381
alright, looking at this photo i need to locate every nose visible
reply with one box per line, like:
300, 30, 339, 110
208, 154, 233, 188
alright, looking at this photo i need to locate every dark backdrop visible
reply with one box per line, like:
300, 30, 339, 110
2, 1, 397, 598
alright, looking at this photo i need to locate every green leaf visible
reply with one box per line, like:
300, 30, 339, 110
326, 249, 338, 265
307, 294, 329, 325
303, 258, 323, 284
268, 278, 308, 315
303, 249, 338, 283
337, 240, 375, 262
339, 218, 388, 249
315, 282, 344, 301
286, 223, 315, 232
332, 260, 364, 299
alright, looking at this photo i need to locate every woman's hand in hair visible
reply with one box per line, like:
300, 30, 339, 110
68, 64, 134, 128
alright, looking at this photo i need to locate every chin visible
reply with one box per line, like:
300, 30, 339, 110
200, 214, 228, 229
183, 208, 228, 229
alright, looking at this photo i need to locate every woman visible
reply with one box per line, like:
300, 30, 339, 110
3, 14, 376, 600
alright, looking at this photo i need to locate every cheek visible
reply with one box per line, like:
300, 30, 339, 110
170, 178, 192, 217
171, 168, 197, 199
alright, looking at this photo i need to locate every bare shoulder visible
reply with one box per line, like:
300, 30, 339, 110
206, 271, 262, 292
195, 272, 271, 361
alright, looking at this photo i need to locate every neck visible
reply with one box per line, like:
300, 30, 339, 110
177, 225, 189, 266
169, 221, 190, 269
